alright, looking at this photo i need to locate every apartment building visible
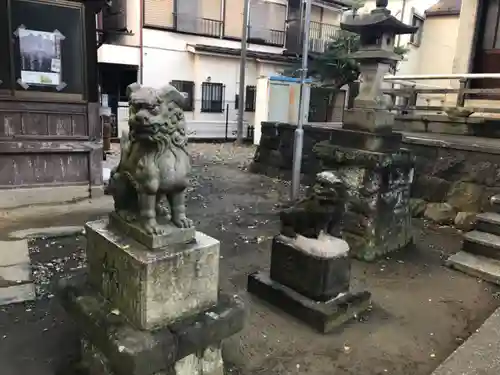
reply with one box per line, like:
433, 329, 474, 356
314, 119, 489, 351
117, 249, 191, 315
96, 0, 350, 139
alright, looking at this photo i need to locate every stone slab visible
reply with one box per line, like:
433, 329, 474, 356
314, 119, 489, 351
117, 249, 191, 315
82, 340, 224, 375
446, 251, 500, 286
324, 127, 402, 153
463, 230, 500, 261
0, 240, 30, 266
86, 219, 220, 330
431, 306, 500, 375
108, 212, 196, 250
269, 235, 350, 301
58, 273, 244, 375
0, 263, 32, 286
476, 213, 500, 236
8, 226, 84, 240
0, 283, 35, 306
247, 271, 371, 333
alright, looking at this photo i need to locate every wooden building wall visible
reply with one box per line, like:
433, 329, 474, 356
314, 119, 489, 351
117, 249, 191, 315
0, 0, 102, 195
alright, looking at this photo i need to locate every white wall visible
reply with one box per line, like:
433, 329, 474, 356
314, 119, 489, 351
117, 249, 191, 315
141, 28, 288, 138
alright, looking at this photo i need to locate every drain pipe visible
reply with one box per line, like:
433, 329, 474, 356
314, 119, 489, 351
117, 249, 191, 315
138, 0, 144, 84
396, 0, 407, 48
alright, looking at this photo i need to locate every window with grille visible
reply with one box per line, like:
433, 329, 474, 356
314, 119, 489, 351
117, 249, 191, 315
409, 11, 424, 47
170, 80, 194, 111
245, 85, 256, 112
201, 82, 224, 113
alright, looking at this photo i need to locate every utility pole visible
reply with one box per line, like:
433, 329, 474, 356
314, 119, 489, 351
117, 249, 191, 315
290, 0, 312, 201
236, 0, 251, 144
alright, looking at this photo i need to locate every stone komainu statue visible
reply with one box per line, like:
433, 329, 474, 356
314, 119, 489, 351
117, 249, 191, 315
107, 83, 193, 234
280, 171, 347, 239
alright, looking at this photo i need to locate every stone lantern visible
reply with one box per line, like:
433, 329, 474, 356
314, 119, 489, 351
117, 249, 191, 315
308, 0, 419, 261
341, 0, 418, 132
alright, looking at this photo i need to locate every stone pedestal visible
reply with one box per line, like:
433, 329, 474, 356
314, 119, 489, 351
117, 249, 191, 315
248, 233, 371, 333
58, 218, 244, 375
314, 128, 414, 261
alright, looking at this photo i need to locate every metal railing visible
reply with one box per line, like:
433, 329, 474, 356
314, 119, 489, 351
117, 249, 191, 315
382, 73, 500, 115
175, 13, 223, 38
248, 26, 286, 46
308, 21, 340, 53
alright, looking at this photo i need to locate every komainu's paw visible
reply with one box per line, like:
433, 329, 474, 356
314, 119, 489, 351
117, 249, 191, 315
142, 218, 165, 235
172, 214, 194, 229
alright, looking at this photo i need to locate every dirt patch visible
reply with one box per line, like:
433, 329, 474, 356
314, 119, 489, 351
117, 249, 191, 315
0, 143, 498, 375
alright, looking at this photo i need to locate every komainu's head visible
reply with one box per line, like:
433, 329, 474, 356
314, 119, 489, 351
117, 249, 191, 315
312, 171, 346, 202
126, 83, 188, 149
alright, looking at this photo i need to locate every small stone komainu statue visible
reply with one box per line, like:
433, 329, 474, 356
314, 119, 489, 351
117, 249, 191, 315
279, 171, 347, 240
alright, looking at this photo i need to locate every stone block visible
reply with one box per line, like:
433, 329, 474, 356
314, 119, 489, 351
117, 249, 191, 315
0, 240, 30, 266
447, 251, 500, 286
247, 272, 371, 333
0, 283, 35, 306
315, 128, 402, 154
86, 220, 219, 330
412, 175, 451, 202
447, 181, 484, 212
58, 273, 245, 375
0, 263, 32, 286
343, 108, 395, 133
108, 212, 196, 250
269, 235, 350, 302
424, 203, 457, 224
454, 212, 477, 231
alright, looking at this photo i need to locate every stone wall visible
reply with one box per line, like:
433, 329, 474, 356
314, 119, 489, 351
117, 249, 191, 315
251, 122, 500, 230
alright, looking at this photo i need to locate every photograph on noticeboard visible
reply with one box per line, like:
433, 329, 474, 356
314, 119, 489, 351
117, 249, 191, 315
18, 28, 62, 86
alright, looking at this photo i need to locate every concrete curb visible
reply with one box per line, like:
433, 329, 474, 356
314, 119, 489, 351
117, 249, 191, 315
8, 226, 85, 240
431, 306, 500, 375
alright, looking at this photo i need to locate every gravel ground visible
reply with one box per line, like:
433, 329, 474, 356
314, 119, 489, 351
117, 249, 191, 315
0, 142, 499, 375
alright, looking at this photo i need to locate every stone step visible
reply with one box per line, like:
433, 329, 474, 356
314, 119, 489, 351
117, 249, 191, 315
491, 195, 500, 213
463, 230, 500, 261
446, 251, 500, 286
476, 212, 500, 236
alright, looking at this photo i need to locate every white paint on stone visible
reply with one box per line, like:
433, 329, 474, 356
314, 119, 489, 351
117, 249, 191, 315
291, 232, 349, 258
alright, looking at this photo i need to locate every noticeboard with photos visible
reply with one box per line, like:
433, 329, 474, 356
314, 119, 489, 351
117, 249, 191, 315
0, 0, 87, 98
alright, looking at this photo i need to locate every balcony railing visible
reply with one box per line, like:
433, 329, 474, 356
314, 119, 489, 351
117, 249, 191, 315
175, 13, 223, 38
308, 21, 340, 53
248, 26, 286, 46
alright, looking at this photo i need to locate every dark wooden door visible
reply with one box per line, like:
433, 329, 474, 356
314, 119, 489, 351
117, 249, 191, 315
473, 0, 500, 92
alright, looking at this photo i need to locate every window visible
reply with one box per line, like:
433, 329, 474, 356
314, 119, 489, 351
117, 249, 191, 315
171, 80, 194, 111
248, 0, 286, 45
201, 82, 224, 113
245, 85, 256, 112
410, 11, 424, 47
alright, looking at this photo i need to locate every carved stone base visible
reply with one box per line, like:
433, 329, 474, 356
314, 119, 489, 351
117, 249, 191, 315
108, 212, 195, 250
247, 272, 371, 333
85, 219, 219, 330
343, 108, 396, 134
58, 273, 244, 375
314, 136, 414, 261
269, 235, 351, 302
